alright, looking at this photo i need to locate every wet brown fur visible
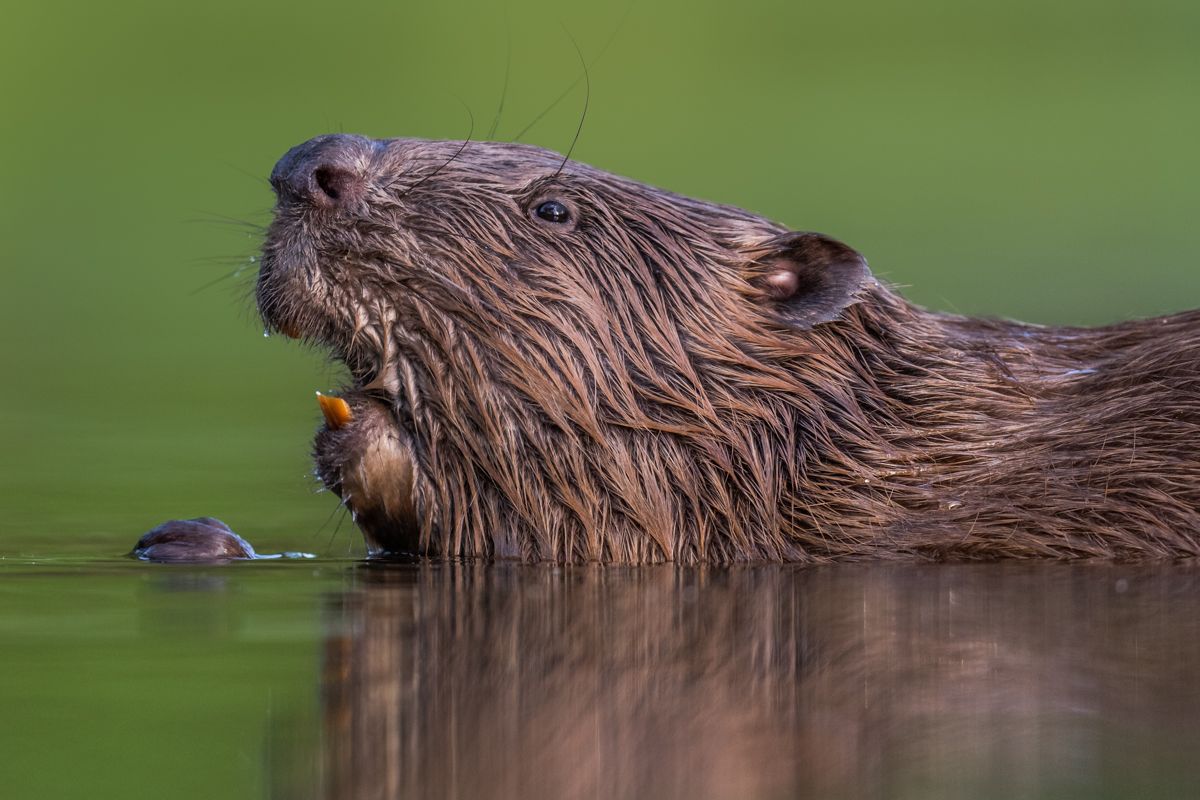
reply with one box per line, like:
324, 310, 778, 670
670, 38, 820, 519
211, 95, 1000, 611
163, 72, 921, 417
258, 135, 1200, 563
133, 517, 257, 562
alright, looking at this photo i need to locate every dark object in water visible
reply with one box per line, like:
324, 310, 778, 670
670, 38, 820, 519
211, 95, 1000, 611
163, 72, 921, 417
257, 134, 1200, 563
133, 517, 257, 562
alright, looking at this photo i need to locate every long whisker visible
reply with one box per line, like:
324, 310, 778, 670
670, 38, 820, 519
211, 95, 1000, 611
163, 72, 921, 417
185, 210, 269, 230
486, 7, 512, 140
314, 492, 350, 540
188, 261, 258, 295
552, 27, 589, 179
326, 502, 350, 556
220, 160, 272, 188
509, 0, 633, 142
397, 97, 476, 199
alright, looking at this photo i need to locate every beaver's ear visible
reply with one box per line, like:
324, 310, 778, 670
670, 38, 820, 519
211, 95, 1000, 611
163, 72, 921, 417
749, 232, 874, 329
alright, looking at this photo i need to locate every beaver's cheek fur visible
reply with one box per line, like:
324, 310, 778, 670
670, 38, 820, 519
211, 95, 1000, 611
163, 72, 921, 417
313, 393, 420, 556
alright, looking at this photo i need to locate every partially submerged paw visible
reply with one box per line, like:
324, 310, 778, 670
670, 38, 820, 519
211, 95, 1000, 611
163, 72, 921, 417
132, 517, 257, 562
132, 518, 315, 563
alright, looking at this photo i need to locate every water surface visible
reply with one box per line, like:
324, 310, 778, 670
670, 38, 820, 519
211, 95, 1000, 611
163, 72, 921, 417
3, 557, 1198, 799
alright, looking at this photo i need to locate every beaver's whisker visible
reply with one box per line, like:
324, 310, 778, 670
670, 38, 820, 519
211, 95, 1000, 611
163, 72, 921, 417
313, 488, 350, 539
185, 211, 269, 233
486, 7, 512, 141
218, 160, 272, 188
550, 27, 589, 181
509, 0, 634, 143
396, 99, 475, 199
326, 499, 351, 555
189, 265, 256, 295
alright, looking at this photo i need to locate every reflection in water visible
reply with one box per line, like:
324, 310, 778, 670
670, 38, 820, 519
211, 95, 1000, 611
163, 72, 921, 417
313, 564, 1200, 799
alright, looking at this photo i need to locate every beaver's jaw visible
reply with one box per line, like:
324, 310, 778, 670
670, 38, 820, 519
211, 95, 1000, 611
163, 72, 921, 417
257, 223, 405, 392
259, 226, 422, 554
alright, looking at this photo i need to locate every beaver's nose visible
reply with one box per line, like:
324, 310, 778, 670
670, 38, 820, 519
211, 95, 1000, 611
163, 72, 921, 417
269, 134, 376, 209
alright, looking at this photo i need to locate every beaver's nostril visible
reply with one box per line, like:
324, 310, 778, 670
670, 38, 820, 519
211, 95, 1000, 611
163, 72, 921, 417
313, 164, 355, 202
270, 134, 375, 208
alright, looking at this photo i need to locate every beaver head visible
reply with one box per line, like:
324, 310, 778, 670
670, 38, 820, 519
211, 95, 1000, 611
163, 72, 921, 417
257, 135, 1200, 562
257, 134, 884, 562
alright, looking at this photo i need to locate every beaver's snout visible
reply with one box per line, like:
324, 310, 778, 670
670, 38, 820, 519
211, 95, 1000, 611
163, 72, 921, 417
269, 133, 377, 209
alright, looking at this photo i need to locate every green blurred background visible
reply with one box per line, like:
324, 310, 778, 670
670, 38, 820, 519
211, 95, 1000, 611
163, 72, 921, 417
1, 2, 1198, 797
3, 0, 1199, 553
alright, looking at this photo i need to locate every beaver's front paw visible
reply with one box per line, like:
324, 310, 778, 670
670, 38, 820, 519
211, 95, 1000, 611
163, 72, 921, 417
313, 392, 420, 556
133, 517, 257, 562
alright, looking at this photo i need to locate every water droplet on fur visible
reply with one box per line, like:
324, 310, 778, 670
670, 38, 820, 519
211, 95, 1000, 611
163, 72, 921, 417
263, 329, 270, 338
943, 500, 964, 510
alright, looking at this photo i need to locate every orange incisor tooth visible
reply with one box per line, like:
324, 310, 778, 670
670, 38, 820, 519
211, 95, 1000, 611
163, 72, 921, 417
317, 393, 353, 430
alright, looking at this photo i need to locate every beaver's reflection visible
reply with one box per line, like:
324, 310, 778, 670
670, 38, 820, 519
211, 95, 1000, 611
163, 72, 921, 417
318, 564, 1200, 799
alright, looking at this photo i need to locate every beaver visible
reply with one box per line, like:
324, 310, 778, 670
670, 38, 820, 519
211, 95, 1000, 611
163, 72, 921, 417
256, 133, 1200, 563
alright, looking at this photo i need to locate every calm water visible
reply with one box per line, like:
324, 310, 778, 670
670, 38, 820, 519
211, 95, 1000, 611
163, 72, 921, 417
3, 555, 1198, 799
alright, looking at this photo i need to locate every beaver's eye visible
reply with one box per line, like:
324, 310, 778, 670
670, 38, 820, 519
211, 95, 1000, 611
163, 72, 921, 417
535, 200, 570, 223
